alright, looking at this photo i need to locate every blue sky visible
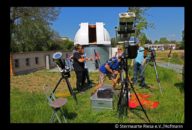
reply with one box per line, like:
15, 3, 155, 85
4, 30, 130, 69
51, 7, 184, 42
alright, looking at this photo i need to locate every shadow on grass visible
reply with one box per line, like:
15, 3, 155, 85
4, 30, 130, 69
129, 108, 150, 123
62, 108, 78, 120
73, 80, 97, 94
174, 82, 184, 93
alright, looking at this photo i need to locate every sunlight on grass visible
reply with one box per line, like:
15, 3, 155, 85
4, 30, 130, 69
156, 50, 184, 65
10, 66, 184, 123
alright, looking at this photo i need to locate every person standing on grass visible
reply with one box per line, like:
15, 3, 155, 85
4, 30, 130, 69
131, 38, 148, 88
72, 44, 86, 92
82, 52, 92, 86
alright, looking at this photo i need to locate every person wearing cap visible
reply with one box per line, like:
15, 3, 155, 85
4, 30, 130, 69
131, 39, 147, 88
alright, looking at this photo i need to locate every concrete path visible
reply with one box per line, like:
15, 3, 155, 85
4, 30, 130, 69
156, 61, 184, 74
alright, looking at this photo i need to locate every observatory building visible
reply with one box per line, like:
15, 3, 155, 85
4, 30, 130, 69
74, 22, 111, 71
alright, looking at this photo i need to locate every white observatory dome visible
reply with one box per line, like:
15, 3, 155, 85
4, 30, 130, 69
74, 22, 111, 45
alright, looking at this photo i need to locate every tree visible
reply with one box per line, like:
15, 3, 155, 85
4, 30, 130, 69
180, 30, 184, 49
128, 7, 154, 37
146, 39, 152, 44
182, 30, 184, 42
154, 40, 159, 44
170, 40, 177, 44
10, 7, 60, 52
176, 30, 184, 49
63, 40, 74, 51
138, 33, 148, 46
51, 33, 74, 51
159, 37, 170, 44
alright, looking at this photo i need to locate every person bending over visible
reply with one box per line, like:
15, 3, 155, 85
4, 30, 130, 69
97, 56, 121, 89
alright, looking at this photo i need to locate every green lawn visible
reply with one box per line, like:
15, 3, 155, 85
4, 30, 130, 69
156, 50, 184, 65
10, 65, 184, 123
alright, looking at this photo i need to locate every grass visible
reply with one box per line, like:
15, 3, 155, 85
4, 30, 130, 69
10, 65, 184, 123
155, 50, 184, 65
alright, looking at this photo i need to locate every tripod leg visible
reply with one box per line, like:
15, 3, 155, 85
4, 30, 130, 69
60, 109, 67, 123
153, 61, 163, 95
124, 80, 129, 117
141, 61, 149, 75
130, 83, 151, 123
117, 83, 128, 118
50, 111, 55, 123
117, 84, 124, 117
117, 69, 129, 118
51, 77, 63, 96
65, 78, 78, 104
55, 110, 62, 123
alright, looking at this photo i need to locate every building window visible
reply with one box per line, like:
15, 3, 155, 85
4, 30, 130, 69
35, 57, 39, 65
14, 59, 19, 68
26, 58, 30, 66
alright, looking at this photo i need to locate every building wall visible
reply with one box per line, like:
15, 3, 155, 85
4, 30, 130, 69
111, 47, 118, 58
144, 44, 176, 50
11, 51, 72, 75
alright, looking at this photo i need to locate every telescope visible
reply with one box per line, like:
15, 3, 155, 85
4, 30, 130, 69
52, 52, 70, 78
52, 52, 78, 104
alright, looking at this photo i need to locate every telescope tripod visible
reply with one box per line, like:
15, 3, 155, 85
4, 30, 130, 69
52, 72, 78, 104
141, 52, 163, 95
117, 58, 150, 123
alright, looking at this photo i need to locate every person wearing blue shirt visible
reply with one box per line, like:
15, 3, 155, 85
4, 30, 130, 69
97, 56, 121, 89
131, 41, 147, 88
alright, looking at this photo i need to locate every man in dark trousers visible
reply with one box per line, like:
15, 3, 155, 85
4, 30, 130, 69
131, 39, 148, 88
82, 52, 92, 86
73, 44, 87, 92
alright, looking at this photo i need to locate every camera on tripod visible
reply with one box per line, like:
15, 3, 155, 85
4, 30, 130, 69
117, 12, 136, 37
144, 47, 156, 62
115, 11, 151, 121
115, 12, 138, 59
52, 52, 70, 78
